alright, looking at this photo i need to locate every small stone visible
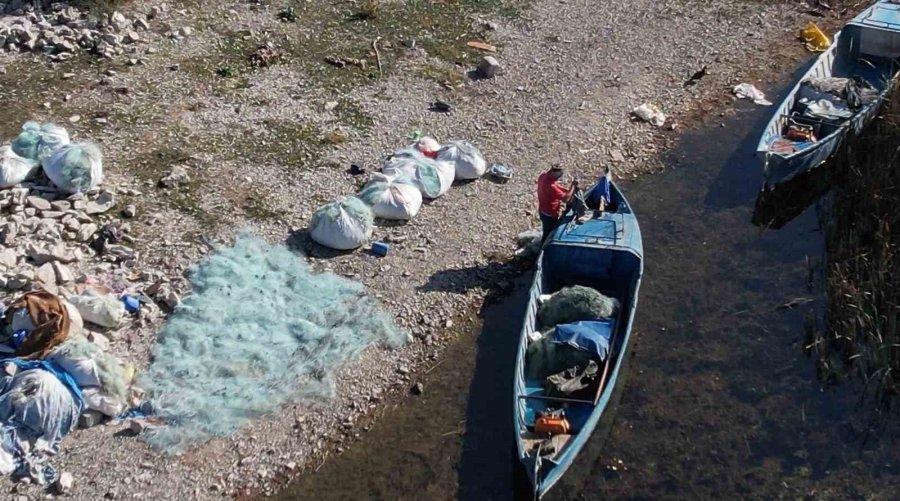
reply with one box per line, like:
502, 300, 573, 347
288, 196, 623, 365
50, 200, 71, 211
69, 114, 81, 123
26, 195, 51, 211
411, 382, 424, 395
40, 210, 64, 219
477, 56, 501, 78
609, 149, 626, 163
0, 248, 18, 269
52, 262, 74, 283
85, 192, 115, 215
178, 26, 193, 37
159, 166, 190, 188
134, 18, 150, 31
78, 410, 104, 429
285, 461, 297, 471
123, 30, 140, 44
324, 101, 339, 111
122, 204, 136, 218
397, 366, 410, 376
36, 262, 57, 287
76, 223, 98, 242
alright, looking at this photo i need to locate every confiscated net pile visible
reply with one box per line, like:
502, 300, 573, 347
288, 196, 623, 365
537, 285, 619, 327
140, 235, 406, 452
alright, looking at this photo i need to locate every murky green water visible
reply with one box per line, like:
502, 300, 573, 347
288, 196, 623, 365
278, 101, 900, 500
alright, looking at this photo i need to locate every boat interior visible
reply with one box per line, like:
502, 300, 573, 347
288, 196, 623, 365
770, 10, 900, 155
517, 185, 641, 461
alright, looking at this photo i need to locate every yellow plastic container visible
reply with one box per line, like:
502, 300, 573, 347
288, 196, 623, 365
800, 22, 831, 52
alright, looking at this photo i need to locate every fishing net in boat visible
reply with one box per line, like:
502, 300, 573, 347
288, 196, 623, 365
139, 235, 407, 453
525, 330, 595, 381
537, 285, 619, 328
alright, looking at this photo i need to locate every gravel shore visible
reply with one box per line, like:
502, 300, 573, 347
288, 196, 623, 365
0, 0, 842, 498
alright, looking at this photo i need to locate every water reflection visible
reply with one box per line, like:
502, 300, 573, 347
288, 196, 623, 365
752, 164, 832, 230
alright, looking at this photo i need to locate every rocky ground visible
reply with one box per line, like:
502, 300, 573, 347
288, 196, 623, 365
0, 0, 850, 498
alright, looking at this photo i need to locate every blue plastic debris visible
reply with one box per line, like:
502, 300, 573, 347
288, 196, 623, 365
371, 241, 390, 257
121, 295, 140, 314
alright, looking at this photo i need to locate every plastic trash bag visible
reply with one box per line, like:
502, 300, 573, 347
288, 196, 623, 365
633, 103, 666, 127
0, 369, 81, 453
537, 285, 620, 328
43, 143, 103, 194
0, 145, 40, 188
438, 140, 486, 180
383, 149, 452, 199
66, 291, 125, 328
733, 83, 772, 106
415, 137, 441, 158
35, 124, 70, 165
10, 122, 71, 164
10, 122, 42, 160
358, 174, 423, 220
309, 197, 374, 250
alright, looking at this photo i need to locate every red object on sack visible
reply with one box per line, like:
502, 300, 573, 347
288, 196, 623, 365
422, 150, 438, 159
535, 415, 570, 435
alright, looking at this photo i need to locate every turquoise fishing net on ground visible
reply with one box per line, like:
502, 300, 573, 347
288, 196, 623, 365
139, 235, 407, 453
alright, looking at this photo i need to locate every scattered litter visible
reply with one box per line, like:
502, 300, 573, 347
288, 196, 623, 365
139, 235, 405, 452
733, 83, 772, 105
800, 22, 831, 52
371, 241, 390, 257
467, 40, 497, 52
430, 101, 452, 113
487, 162, 513, 182
309, 197, 374, 250
325, 55, 367, 69
632, 103, 666, 127
121, 295, 141, 314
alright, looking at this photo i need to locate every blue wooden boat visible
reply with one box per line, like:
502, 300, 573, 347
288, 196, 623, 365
513, 182, 643, 499
757, 0, 900, 188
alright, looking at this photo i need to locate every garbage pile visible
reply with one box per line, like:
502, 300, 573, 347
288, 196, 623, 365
309, 136, 488, 251
0, 290, 140, 487
0, 121, 141, 296
140, 235, 406, 452
0, 4, 160, 62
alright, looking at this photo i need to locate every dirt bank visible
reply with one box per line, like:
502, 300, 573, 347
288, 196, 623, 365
0, 0, 845, 498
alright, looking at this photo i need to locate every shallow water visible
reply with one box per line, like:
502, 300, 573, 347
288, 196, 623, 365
278, 102, 900, 499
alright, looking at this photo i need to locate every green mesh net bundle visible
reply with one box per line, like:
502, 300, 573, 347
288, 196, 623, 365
140, 235, 406, 452
537, 285, 620, 328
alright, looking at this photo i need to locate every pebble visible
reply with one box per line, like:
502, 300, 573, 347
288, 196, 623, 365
478, 56, 501, 78
69, 114, 81, 123
25, 196, 51, 211
122, 204, 137, 218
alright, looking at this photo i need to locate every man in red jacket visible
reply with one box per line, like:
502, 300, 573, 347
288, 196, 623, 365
537, 165, 578, 243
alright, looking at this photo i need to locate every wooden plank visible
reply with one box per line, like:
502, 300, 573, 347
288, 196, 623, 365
467, 40, 497, 52
518, 394, 594, 405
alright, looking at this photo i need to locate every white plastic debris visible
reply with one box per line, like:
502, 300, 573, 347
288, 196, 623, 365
633, 103, 666, 127
733, 83, 772, 106
0, 145, 40, 188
